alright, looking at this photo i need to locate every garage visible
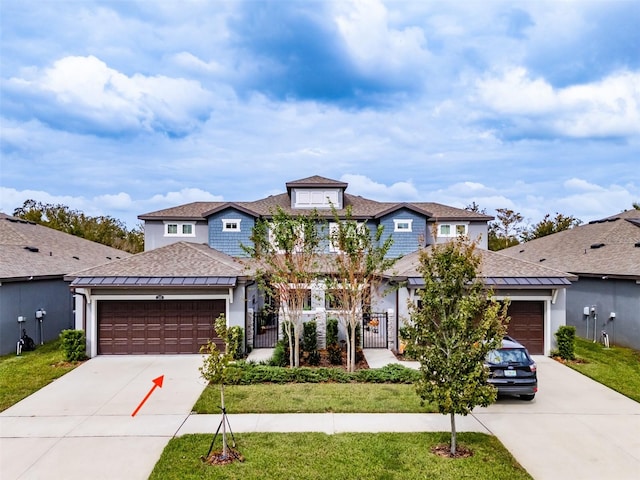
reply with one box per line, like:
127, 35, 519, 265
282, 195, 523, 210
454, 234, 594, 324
98, 299, 225, 354
506, 301, 544, 355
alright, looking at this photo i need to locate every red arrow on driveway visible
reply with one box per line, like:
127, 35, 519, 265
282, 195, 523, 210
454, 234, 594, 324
131, 375, 164, 417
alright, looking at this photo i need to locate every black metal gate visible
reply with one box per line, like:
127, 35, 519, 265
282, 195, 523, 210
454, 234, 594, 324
254, 310, 279, 348
362, 312, 388, 348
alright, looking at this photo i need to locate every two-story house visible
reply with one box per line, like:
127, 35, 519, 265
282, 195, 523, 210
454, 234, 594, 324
68, 176, 573, 358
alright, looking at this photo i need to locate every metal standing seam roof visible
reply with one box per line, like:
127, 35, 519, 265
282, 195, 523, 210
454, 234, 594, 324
406, 276, 572, 287
70, 276, 237, 287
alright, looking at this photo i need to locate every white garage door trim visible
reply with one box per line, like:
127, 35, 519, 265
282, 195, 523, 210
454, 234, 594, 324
87, 294, 230, 358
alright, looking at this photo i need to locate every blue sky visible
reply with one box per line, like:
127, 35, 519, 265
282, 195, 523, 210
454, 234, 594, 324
1, 0, 639, 229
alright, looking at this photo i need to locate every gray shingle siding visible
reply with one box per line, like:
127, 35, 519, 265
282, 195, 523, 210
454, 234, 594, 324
208, 209, 255, 256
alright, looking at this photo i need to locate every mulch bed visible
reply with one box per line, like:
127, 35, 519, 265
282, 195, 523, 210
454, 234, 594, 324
300, 349, 369, 370
201, 448, 245, 466
430, 444, 473, 458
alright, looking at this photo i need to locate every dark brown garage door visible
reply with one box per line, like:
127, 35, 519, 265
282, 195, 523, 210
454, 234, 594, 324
506, 301, 544, 355
98, 300, 225, 354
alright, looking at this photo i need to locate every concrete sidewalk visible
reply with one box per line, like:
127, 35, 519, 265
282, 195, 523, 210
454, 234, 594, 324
179, 412, 488, 435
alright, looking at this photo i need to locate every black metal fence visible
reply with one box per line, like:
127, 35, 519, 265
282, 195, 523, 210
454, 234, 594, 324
254, 310, 279, 348
362, 312, 388, 348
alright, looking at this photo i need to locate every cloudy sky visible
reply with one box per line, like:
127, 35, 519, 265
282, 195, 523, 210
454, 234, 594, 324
1, 0, 638, 229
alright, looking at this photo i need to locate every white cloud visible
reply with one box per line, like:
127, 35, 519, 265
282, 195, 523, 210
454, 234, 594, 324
95, 193, 133, 210
5, 55, 214, 136
333, 0, 429, 79
341, 174, 419, 201
563, 178, 604, 193
145, 188, 224, 208
474, 67, 640, 138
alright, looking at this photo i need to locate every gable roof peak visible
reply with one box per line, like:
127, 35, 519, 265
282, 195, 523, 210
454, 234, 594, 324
285, 175, 348, 190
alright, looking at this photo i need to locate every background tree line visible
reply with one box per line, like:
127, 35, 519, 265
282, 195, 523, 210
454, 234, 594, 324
13, 199, 144, 253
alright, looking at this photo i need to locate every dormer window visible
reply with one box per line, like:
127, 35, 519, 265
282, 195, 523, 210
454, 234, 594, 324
294, 189, 340, 209
164, 222, 195, 237
394, 219, 413, 232
222, 219, 241, 232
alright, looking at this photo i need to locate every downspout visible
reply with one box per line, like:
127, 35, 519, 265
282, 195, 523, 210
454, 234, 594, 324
395, 285, 400, 352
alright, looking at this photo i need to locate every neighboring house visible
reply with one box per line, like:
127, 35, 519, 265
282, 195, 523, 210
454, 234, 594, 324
0, 213, 131, 355
68, 175, 573, 357
501, 209, 640, 350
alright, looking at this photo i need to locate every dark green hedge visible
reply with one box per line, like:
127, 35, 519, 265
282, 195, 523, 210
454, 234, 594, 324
222, 362, 420, 385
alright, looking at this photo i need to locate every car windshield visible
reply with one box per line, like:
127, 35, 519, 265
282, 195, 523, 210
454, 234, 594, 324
486, 348, 529, 364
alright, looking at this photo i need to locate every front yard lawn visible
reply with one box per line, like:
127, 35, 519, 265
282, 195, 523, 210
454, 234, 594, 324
194, 382, 435, 413
0, 339, 81, 412
150, 432, 532, 480
567, 338, 640, 403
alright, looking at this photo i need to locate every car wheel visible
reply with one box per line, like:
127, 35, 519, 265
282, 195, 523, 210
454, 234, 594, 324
520, 394, 535, 401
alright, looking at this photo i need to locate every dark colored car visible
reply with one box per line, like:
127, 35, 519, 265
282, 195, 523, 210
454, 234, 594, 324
486, 336, 537, 401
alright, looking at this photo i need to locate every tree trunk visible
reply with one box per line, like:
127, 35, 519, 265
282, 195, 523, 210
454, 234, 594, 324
347, 322, 356, 372
294, 325, 300, 367
450, 412, 457, 456
221, 384, 228, 457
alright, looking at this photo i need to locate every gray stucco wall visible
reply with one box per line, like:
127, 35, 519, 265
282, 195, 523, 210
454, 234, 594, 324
566, 277, 640, 350
424, 221, 489, 249
0, 279, 74, 355
143, 220, 209, 251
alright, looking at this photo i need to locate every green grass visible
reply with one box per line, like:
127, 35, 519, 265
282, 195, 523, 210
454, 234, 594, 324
150, 432, 532, 480
194, 382, 437, 413
568, 338, 640, 403
0, 339, 82, 412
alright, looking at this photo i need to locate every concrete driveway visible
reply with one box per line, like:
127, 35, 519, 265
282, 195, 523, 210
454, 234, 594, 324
473, 356, 640, 480
0, 355, 207, 480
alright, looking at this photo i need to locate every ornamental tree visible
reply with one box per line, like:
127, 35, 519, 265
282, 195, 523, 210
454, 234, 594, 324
245, 207, 323, 367
402, 237, 509, 455
324, 206, 396, 372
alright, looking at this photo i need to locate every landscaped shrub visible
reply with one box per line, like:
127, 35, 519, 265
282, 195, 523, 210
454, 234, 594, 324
302, 321, 318, 352
270, 340, 289, 367
326, 318, 339, 345
327, 343, 343, 365
219, 362, 419, 385
555, 325, 577, 360
326, 318, 342, 365
227, 326, 244, 360
302, 321, 320, 365
59, 329, 87, 362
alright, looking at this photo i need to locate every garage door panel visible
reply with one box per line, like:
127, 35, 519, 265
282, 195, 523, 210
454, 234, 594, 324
507, 301, 544, 355
98, 300, 224, 355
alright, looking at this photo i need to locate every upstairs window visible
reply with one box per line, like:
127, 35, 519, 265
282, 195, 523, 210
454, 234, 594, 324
222, 219, 241, 232
438, 224, 468, 237
164, 222, 195, 237
394, 219, 413, 232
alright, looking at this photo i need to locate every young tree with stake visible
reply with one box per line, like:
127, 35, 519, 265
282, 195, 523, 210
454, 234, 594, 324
402, 237, 509, 455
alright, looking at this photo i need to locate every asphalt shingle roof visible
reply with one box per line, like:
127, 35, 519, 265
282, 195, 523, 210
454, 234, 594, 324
138, 175, 493, 222
389, 245, 573, 286
67, 242, 248, 284
500, 210, 640, 279
0, 213, 131, 280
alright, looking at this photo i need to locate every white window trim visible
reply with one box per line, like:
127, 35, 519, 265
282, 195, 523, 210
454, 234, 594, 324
438, 223, 468, 237
394, 219, 413, 232
164, 221, 196, 237
329, 221, 367, 252
222, 218, 241, 232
